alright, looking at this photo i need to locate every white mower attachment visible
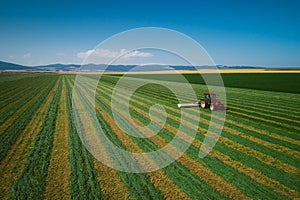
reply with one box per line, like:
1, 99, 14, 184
177, 103, 199, 108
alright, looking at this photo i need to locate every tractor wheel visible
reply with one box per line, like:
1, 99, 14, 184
210, 104, 214, 111
200, 101, 206, 108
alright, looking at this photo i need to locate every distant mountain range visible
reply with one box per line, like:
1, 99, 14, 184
0, 60, 265, 72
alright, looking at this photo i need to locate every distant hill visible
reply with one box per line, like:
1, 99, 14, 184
0, 61, 34, 71
0, 60, 268, 72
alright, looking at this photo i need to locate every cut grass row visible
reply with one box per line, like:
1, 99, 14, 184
71, 77, 166, 199
10, 77, 62, 199
0, 84, 43, 127
92, 87, 248, 199
94, 77, 300, 198
72, 77, 188, 199
102, 75, 300, 136
0, 77, 60, 200
92, 77, 293, 199
2, 74, 298, 199
0, 76, 56, 128
0, 76, 58, 161
65, 78, 106, 199
226, 96, 300, 121
99, 77, 299, 151
81, 77, 268, 198
44, 77, 70, 200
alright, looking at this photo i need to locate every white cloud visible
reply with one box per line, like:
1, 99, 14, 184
77, 48, 152, 59
23, 53, 31, 59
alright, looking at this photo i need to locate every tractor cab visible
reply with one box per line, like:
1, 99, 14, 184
200, 93, 225, 111
204, 93, 216, 100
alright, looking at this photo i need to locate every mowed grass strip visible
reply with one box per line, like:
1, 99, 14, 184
77, 77, 192, 199
73, 78, 166, 199
10, 77, 62, 199
97, 82, 276, 198
0, 74, 41, 100
88, 89, 188, 199
65, 78, 106, 199
0, 78, 49, 132
124, 80, 300, 157
0, 75, 54, 121
127, 90, 298, 198
0, 77, 60, 200
127, 84, 300, 191
0, 85, 33, 111
228, 103, 300, 130
227, 96, 300, 122
94, 160, 134, 199
93, 91, 221, 199
94, 95, 190, 200
228, 108, 300, 133
44, 77, 70, 200
94, 82, 245, 199
0, 76, 58, 161
97, 79, 299, 198
100, 79, 300, 163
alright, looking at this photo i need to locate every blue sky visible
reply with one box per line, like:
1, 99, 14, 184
0, 0, 299, 67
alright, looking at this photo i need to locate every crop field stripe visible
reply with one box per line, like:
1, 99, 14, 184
73, 78, 166, 200
100, 76, 300, 137
96, 81, 300, 197
69, 77, 126, 200
224, 86, 300, 101
0, 74, 42, 99
98, 78, 294, 152
0, 77, 60, 200
228, 108, 300, 134
0, 86, 34, 110
96, 81, 288, 198
93, 81, 249, 199
125, 85, 300, 177
203, 145, 300, 198
141, 83, 300, 134
0, 76, 58, 162
0, 78, 51, 132
93, 161, 134, 199
198, 114, 300, 168
76, 77, 195, 199
65, 77, 106, 199
91, 91, 225, 200
88, 89, 188, 199
227, 97, 300, 116
96, 82, 296, 197
0, 87, 38, 124
44, 76, 70, 200
228, 103, 300, 130
223, 114, 300, 146
90, 90, 208, 200
227, 97, 300, 121
0, 75, 53, 109
123, 93, 298, 198
227, 99, 300, 124
129, 80, 300, 145
100, 80, 299, 157
0, 74, 46, 101
0, 73, 42, 84
9, 77, 62, 199
101, 77, 297, 149
225, 111, 299, 140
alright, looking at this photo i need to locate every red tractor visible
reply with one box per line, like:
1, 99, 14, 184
178, 92, 226, 111
199, 93, 225, 111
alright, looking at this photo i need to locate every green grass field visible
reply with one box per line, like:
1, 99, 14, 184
0, 73, 299, 199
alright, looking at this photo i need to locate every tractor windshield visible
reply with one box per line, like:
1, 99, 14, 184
210, 94, 216, 99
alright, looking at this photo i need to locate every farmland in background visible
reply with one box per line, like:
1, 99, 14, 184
0, 73, 299, 199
